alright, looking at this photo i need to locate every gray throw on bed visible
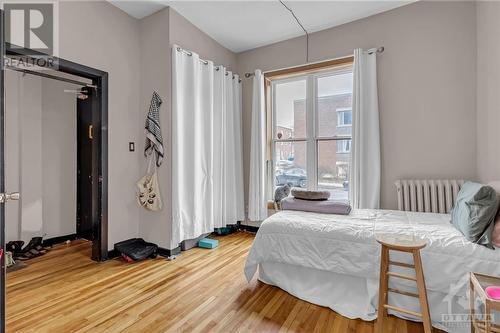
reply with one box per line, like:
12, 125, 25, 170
281, 197, 352, 215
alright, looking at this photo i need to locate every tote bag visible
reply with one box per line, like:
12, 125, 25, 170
137, 154, 163, 211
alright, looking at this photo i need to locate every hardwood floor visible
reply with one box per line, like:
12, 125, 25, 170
6, 232, 443, 333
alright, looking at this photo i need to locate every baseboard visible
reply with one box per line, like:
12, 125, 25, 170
107, 249, 120, 259
108, 245, 181, 260
43, 234, 78, 247
158, 246, 181, 257
238, 223, 259, 233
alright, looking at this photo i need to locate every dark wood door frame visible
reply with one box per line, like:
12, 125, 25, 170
4, 46, 109, 262
2, 45, 109, 262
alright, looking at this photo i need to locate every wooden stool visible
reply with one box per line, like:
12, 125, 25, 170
375, 235, 432, 333
470, 272, 500, 333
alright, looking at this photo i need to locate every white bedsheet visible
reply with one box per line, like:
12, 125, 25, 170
244, 209, 500, 331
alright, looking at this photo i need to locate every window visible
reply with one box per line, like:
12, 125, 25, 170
337, 108, 352, 127
336, 139, 351, 153
270, 62, 353, 201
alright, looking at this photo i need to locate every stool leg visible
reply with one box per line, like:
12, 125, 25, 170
376, 245, 389, 333
469, 275, 475, 333
413, 249, 432, 333
485, 301, 491, 333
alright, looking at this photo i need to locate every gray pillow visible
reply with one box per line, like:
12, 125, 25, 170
291, 188, 330, 201
451, 181, 499, 249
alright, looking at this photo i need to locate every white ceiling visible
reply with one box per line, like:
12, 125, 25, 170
110, 1, 414, 53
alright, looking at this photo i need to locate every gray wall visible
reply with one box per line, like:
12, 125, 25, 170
138, 7, 237, 249
19, 75, 43, 242
237, 1, 478, 210
59, 1, 142, 249
41, 79, 77, 240
4, 72, 77, 243
476, 1, 500, 183
138, 8, 171, 249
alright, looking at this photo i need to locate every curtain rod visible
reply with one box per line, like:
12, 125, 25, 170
367, 46, 384, 54
175, 46, 241, 83
5, 65, 96, 87
243, 46, 384, 79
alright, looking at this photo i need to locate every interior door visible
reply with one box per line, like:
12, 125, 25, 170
77, 88, 94, 241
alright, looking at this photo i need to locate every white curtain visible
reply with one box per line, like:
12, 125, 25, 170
214, 66, 245, 228
349, 48, 381, 209
248, 70, 268, 221
172, 46, 244, 246
228, 71, 245, 224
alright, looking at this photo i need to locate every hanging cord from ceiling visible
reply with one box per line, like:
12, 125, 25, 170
279, 0, 309, 63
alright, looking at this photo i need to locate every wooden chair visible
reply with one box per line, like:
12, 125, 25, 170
375, 235, 432, 333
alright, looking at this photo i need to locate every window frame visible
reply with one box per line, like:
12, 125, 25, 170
270, 63, 353, 193
336, 107, 352, 127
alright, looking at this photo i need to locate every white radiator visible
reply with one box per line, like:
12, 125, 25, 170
395, 179, 465, 214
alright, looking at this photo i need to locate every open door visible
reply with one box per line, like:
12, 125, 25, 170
0, 9, 6, 333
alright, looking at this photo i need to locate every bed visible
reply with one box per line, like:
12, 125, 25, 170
244, 209, 500, 333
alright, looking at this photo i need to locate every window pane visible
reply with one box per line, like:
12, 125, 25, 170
337, 109, 352, 126
317, 140, 350, 201
317, 70, 353, 138
275, 79, 307, 139
274, 141, 307, 188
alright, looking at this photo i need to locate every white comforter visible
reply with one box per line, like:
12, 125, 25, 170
245, 209, 500, 300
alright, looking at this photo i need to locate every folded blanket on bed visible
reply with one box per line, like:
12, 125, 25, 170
281, 197, 352, 215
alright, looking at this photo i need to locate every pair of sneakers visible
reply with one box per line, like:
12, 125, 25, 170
6, 237, 50, 260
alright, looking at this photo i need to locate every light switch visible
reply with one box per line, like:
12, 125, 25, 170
129, 142, 135, 152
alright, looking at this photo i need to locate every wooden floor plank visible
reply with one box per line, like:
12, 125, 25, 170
6, 232, 444, 333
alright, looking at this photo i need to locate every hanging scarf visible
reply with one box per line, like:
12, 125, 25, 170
144, 91, 164, 166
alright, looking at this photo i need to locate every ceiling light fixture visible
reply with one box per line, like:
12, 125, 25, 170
279, 0, 309, 63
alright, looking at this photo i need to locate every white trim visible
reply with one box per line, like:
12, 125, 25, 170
263, 54, 354, 76
307, 75, 316, 190
270, 67, 353, 194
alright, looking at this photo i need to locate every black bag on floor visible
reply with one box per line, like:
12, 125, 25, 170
114, 238, 158, 261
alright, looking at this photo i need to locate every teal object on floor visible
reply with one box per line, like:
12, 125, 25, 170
198, 238, 219, 249
215, 226, 236, 235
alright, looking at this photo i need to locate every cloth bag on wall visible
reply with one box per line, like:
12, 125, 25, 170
137, 154, 162, 211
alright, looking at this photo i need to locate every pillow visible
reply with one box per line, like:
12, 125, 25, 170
291, 188, 330, 201
451, 181, 499, 249
493, 221, 500, 249
488, 181, 500, 247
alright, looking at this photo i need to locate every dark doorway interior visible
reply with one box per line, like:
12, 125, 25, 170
77, 87, 96, 242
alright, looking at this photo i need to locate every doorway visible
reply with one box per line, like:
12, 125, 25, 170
0, 12, 109, 331
2, 55, 108, 262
